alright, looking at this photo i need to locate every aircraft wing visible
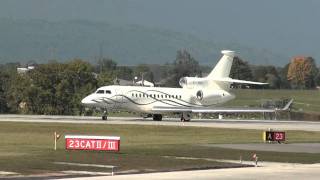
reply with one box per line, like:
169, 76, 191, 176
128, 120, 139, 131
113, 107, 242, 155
152, 99, 293, 113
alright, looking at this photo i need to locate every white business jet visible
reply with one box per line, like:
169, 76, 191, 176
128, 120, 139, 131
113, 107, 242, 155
82, 50, 292, 121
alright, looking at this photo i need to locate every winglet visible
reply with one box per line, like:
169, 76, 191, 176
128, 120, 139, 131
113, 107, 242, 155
282, 99, 293, 111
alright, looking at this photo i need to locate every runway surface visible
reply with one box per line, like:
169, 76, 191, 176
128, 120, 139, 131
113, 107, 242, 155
205, 143, 320, 153
1, 114, 320, 180
64, 162, 320, 180
0, 114, 320, 131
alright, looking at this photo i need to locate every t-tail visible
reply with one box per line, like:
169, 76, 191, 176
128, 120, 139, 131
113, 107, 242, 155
179, 50, 267, 90
207, 50, 235, 79
208, 50, 268, 91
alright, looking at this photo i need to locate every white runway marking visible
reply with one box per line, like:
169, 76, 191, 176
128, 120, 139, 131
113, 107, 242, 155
0, 171, 19, 175
61, 171, 111, 176
54, 162, 117, 169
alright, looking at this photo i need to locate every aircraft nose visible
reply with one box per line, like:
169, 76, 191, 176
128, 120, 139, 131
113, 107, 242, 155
81, 96, 94, 105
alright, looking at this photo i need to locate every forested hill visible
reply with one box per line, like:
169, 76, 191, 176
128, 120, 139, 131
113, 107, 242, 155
0, 18, 287, 65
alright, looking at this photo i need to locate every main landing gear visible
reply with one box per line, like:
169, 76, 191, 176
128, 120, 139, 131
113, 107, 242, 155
180, 112, 191, 122
153, 114, 162, 121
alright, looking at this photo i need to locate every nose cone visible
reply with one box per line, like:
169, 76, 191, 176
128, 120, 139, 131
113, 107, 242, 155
227, 93, 236, 101
81, 95, 95, 106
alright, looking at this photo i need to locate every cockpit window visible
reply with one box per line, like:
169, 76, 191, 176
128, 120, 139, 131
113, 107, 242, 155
105, 90, 111, 94
96, 90, 104, 94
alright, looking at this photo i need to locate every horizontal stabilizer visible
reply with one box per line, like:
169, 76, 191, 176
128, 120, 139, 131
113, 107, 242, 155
213, 77, 268, 85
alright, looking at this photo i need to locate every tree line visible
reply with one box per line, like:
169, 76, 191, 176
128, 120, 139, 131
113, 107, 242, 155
0, 50, 319, 115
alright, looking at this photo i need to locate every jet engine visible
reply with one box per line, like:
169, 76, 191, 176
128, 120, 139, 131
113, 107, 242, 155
179, 77, 208, 88
194, 89, 223, 102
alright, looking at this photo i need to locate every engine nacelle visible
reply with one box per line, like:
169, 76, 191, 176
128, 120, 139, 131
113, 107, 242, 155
193, 89, 235, 104
179, 77, 208, 88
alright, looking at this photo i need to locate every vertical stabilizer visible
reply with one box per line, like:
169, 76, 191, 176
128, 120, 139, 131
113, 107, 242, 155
207, 50, 235, 79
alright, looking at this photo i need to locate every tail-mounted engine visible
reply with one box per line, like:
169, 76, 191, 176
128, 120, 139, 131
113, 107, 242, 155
179, 77, 208, 89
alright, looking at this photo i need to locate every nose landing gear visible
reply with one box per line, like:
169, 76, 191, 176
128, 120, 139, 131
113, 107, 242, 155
102, 110, 108, 120
153, 114, 162, 121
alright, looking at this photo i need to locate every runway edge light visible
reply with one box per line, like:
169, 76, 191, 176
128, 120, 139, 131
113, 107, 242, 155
54, 131, 61, 151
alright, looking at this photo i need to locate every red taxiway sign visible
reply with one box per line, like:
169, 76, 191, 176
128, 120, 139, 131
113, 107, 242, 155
65, 135, 120, 151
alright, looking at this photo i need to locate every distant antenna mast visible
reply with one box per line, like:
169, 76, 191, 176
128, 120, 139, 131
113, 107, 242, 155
99, 42, 104, 73
99, 42, 104, 61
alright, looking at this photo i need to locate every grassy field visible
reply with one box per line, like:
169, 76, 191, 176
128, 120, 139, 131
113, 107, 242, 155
226, 89, 320, 113
1, 122, 320, 175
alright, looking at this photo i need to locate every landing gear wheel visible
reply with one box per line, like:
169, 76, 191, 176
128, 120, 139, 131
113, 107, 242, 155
180, 117, 190, 122
102, 110, 108, 120
153, 114, 162, 121
181, 113, 191, 122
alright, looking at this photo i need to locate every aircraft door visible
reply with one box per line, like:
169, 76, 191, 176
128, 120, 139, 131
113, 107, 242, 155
113, 88, 123, 109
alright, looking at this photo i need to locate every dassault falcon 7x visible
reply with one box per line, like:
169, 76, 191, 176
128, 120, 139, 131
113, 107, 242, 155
82, 50, 292, 121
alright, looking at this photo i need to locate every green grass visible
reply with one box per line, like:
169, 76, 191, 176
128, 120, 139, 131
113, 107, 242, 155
0, 122, 320, 175
225, 89, 320, 113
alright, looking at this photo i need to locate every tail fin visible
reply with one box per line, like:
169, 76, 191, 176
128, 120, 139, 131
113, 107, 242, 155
207, 50, 235, 79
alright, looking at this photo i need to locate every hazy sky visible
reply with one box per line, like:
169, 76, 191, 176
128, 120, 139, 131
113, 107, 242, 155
1, 0, 320, 60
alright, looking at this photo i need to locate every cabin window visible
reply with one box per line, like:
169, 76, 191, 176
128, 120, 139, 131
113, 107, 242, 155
132, 93, 134, 97
179, 95, 182, 99
157, 95, 159, 98
139, 94, 142, 98
153, 94, 156, 98
171, 95, 174, 98
96, 90, 104, 94
165, 95, 168, 98
161, 95, 163, 98
135, 94, 138, 97
175, 95, 178, 99
105, 90, 111, 94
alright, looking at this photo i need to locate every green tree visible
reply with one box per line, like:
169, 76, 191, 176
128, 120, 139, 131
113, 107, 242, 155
230, 56, 253, 81
315, 70, 320, 87
67, 60, 98, 114
6, 72, 31, 113
278, 64, 291, 89
252, 65, 281, 89
116, 66, 133, 80
0, 71, 10, 112
97, 72, 114, 87
0, 63, 21, 113
9, 60, 98, 115
133, 64, 154, 83
166, 49, 201, 87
